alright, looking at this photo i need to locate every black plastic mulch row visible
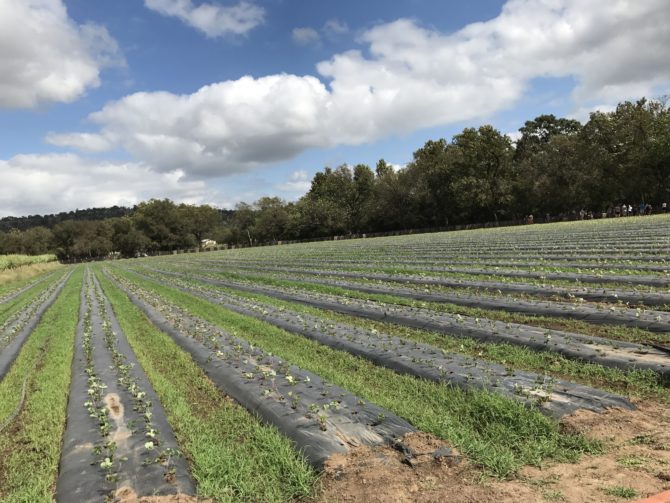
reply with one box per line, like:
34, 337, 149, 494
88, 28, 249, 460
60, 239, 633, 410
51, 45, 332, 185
107, 271, 423, 469
199, 263, 670, 308
0, 271, 55, 306
0, 271, 70, 381
402, 266, 669, 288
199, 256, 670, 275
145, 268, 670, 379
237, 260, 670, 286
171, 263, 670, 333
125, 270, 634, 419
56, 270, 194, 502
282, 276, 670, 333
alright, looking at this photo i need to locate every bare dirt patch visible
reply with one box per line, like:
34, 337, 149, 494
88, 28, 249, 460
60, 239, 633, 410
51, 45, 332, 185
320, 401, 670, 502
320, 432, 532, 503
114, 486, 210, 502
104, 392, 123, 420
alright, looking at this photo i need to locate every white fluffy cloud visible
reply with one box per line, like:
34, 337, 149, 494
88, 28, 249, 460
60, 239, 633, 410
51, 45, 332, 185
292, 27, 320, 46
0, 0, 124, 109
0, 154, 213, 217
55, 0, 670, 177
54, 76, 332, 176
46, 132, 116, 153
144, 0, 264, 37
275, 170, 311, 194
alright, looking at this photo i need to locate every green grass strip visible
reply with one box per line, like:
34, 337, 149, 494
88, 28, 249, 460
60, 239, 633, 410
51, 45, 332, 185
0, 266, 82, 503
113, 266, 602, 478
96, 270, 317, 502
0, 270, 63, 325
132, 266, 669, 401
189, 267, 669, 345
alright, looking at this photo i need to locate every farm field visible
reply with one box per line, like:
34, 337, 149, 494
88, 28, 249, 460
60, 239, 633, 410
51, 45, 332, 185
0, 254, 61, 290
0, 216, 669, 502
0, 254, 57, 272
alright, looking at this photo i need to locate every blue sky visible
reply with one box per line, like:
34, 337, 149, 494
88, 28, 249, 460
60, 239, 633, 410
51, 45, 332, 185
1, 0, 669, 217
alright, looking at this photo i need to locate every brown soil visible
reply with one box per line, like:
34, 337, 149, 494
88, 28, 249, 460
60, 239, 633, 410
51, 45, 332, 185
104, 393, 124, 419
114, 486, 211, 502
319, 401, 670, 503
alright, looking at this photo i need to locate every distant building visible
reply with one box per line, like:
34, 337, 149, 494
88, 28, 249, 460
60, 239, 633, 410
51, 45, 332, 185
201, 239, 217, 250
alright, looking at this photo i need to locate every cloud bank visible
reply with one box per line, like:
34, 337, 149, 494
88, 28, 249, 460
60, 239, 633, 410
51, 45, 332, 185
52, 0, 670, 178
0, 0, 124, 109
0, 154, 213, 217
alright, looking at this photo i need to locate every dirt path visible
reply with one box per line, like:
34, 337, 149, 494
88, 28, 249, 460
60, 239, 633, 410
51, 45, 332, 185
319, 400, 670, 502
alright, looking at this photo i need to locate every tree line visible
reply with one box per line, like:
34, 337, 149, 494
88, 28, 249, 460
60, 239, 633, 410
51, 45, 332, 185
1, 97, 668, 261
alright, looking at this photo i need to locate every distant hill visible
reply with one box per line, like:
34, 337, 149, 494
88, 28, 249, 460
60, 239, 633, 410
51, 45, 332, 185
0, 206, 133, 231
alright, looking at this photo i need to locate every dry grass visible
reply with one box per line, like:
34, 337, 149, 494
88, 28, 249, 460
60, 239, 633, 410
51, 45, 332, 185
0, 262, 62, 286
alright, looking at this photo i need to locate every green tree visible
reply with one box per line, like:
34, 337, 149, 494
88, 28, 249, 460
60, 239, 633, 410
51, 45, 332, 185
448, 126, 515, 223
181, 204, 222, 248
112, 217, 151, 257
133, 199, 194, 251
255, 197, 290, 243
20, 226, 54, 255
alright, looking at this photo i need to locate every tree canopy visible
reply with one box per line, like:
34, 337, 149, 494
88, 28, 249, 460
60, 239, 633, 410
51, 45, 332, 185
1, 97, 669, 260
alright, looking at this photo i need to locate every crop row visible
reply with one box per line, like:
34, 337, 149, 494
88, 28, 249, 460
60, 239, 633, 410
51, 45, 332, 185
134, 266, 670, 380
180, 262, 670, 307
156, 263, 670, 333
200, 256, 670, 274
110, 268, 635, 418
105, 268, 430, 468
0, 271, 70, 380
56, 268, 194, 502
106, 263, 603, 478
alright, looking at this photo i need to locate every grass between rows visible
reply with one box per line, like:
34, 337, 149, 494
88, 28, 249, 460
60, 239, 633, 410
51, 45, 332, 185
0, 269, 64, 326
183, 260, 669, 293
0, 266, 82, 503
96, 269, 317, 503
111, 265, 602, 478
133, 266, 669, 401
177, 267, 670, 345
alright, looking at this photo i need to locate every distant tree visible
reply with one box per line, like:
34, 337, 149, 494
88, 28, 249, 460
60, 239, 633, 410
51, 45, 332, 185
515, 114, 582, 162
20, 226, 54, 255
232, 202, 257, 246
0, 229, 23, 254
254, 197, 290, 243
453, 126, 516, 223
52, 221, 80, 260
181, 204, 221, 248
133, 199, 194, 251
405, 139, 454, 226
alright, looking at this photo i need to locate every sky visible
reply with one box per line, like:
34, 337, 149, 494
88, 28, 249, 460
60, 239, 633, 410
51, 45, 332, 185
1, 0, 669, 217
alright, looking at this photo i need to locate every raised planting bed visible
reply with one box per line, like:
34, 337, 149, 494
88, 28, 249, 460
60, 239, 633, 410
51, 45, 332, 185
0, 270, 57, 306
199, 263, 670, 308
197, 256, 670, 279
56, 268, 194, 502
105, 270, 450, 469
0, 271, 71, 381
239, 257, 670, 273
169, 264, 670, 333
110, 270, 634, 419
277, 275, 670, 333
144, 268, 670, 379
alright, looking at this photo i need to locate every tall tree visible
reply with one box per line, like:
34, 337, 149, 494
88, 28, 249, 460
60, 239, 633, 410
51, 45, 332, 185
181, 204, 221, 247
449, 125, 515, 223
